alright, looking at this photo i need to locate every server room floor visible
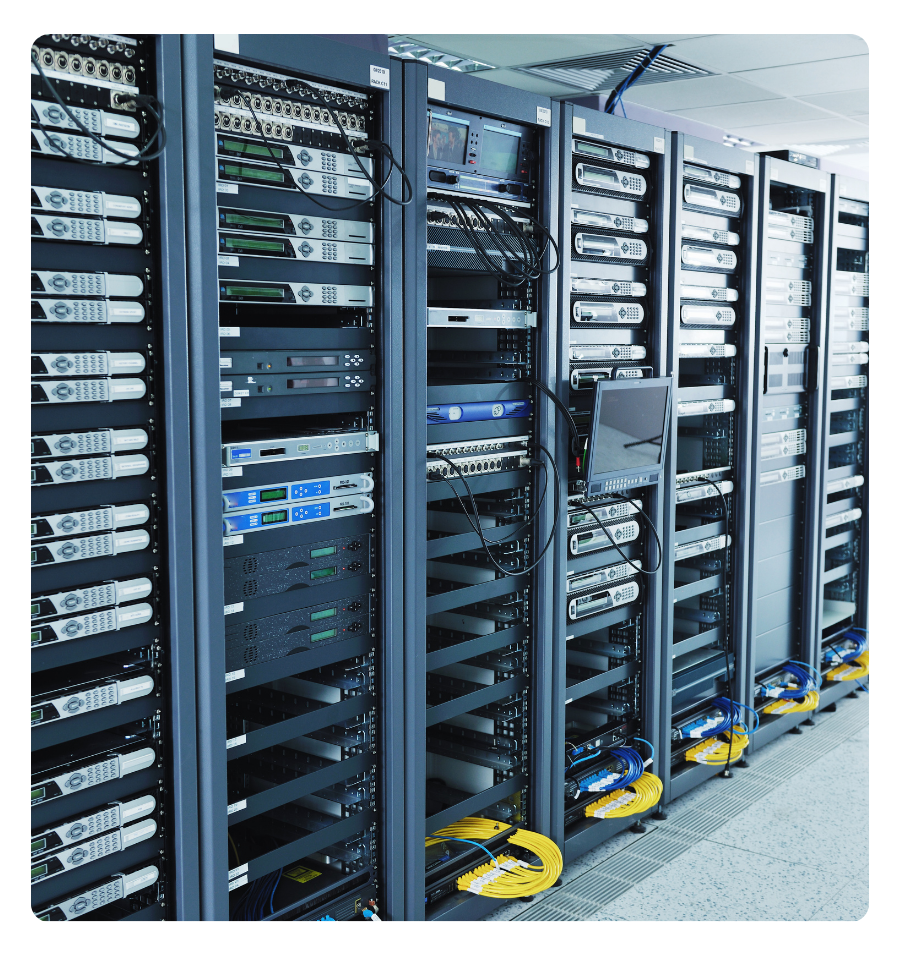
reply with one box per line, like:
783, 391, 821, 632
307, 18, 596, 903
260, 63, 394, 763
484, 693, 869, 921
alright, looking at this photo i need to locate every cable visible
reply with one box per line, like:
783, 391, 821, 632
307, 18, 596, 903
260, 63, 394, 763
228, 832, 240, 865
824, 650, 869, 682
684, 725, 750, 765
633, 736, 655, 764
425, 443, 560, 577
583, 772, 663, 820
31, 49, 166, 164
574, 497, 659, 576
231, 87, 410, 211
608, 492, 663, 573
528, 379, 582, 461
604, 45, 671, 117
761, 690, 820, 715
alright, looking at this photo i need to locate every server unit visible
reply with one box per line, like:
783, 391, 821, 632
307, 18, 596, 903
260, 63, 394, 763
746, 156, 831, 746
816, 176, 869, 706
554, 103, 670, 858
402, 63, 560, 921
31, 33, 194, 920
661, 136, 758, 800
183, 35, 403, 921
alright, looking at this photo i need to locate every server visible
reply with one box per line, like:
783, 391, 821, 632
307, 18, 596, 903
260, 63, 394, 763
183, 35, 404, 921
402, 63, 561, 920
816, 175, 869, 706
745, 155, 831, 747
31, 33, 190, 920
554, 103, 670, 858
661, 135, 758, 799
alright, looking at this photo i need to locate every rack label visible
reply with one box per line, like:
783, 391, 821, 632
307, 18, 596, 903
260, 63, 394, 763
223, 535, 244, 547
370, 64, 389, 90
536, 106, 551, 127
216, 182, 239, 195
746, 159, 754, 174
227, 799, 247, 815
221, 397, 241, 408
226, 734, 247, 751
572, 116, 587, 134
428, 77, 446, 101
228, 875, 248, 891
218, 255, 239, 267
224, 602, 244, 616
220, 381, 233, 391
684, 144, 694, 159
228, 863, 248, 880
654, 136, 665, 153
220, 357, 233, 369
225, 668, 245, 683
222, 466, 243, 478
219, 327, 240, 337
233, 389, 250, 398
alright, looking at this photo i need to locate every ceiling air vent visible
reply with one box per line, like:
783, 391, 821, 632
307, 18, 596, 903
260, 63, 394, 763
388, 36, 496, 73
517, 48, 712, 92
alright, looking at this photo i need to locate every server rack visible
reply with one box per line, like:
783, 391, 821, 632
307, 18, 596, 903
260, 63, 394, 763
553, 103, 669, 856
31, 33, 198, 920
182, 35, 405, 921
746, 156, 831, 748
401, 63, 559, 921
661, 135, 758, 800
816, 175, 869, 707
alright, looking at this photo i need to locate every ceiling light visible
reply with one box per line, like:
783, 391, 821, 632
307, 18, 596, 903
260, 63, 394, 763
387, 37, 496, 73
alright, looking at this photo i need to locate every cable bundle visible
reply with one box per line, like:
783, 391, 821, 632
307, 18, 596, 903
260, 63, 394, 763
761, 690, 820, 715
758, 661, 822, 700
567, 745, 645, 796
583, 771, 662, 819
684, 725, 750, 765
439, 196, 559, 286
825, 649, 869, 682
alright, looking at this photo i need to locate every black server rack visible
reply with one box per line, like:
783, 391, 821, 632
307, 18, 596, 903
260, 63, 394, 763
182, 35, 404, 921
662, 135, 758, 799
553, 103, 669, 858
816, 175, 869, 706
401, 63, 560, 921
746, 156, 831, 747
31, 34, 198, 920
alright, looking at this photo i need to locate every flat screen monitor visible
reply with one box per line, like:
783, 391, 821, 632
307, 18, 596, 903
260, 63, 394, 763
585, 378, 672, 496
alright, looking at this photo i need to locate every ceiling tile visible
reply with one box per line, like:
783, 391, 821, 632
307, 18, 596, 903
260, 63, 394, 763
797, 89, 868, 116
727, 116, 870, 147
733, 55, 868, 96
478, 69, 583, 97
673, 98, 832, 128
401, 35, 635, 68
648, 34, 868, 73
621, 74, 779, 110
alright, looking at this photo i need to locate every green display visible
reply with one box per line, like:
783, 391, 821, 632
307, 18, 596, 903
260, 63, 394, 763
310, 607, 337, 621
260, 488, 287, 502
31, 709, 42, 722
224, 212, 286, 230
32, 787, 45, 802
32, 631, 41, 644
223, 163, 284, 183
310, 545, 336, 558
296, 443, 310, 452
310, 567, 336, 580
32, 864, 48, 880
31, 550, 37, 563
31, 523, 37, 536
224, 236, 286, 254
222, 138, 284, 160
224, 285, 285, 299
32, 838, 47, 854
583, 165, 619, 185
311, 628, 337, 642
32, 603, 40, 615
261, 510, 288, 524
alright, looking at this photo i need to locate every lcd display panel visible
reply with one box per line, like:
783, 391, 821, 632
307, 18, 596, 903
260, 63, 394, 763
481, 126, 520, 179
588, 382, 671, 478
427, 115, 469, 165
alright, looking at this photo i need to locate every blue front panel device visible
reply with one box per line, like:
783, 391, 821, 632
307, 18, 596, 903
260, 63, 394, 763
426, 400, 531, 424
222, 480, 333, 512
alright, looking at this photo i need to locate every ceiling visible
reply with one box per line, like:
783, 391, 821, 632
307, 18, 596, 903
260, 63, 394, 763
391, 35, 869, 172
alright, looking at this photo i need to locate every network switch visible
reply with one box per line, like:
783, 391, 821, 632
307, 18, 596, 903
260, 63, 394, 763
572, 301, 644, 325
678, 343, 737, 359
32, 269, 144, 297
568, 518, 640, 557
32, 213, 143, 245
575, 163, 646, 196
222, 496, 374, 536
760, 465, 806, 486
678, 399, 736, 416
222, 428, 379, 466
681, 222, 739, 246
218, 280, 373, 307
32, 503, 149, 540
674, 534, 731, 561
574, 233, 647, 260
761, 428, 806, 459
32, 185, 142, 218
683, 183, 741, 216
768, 210, 814, 243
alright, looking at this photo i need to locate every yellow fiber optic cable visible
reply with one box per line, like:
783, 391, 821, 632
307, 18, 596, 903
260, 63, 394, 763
684, 725, 749, 765
582, 771, 663, 820
825, 650, 869, 682
761, 690, 819, 715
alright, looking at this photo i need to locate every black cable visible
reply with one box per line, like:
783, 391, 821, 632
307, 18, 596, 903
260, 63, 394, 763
604, 45, 670, 116
573, 497, 653, 576
426, 444, 560, 577
232, 87, 410, 211
528, 379, 582, 460
31, 49, 166, 164
607, 492, 663, 573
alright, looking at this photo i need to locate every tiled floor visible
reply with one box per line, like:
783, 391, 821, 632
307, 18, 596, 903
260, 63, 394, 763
484, 692, 868, 921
